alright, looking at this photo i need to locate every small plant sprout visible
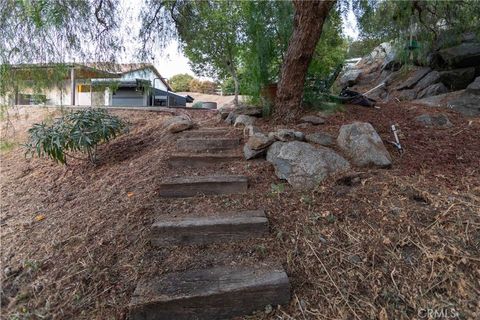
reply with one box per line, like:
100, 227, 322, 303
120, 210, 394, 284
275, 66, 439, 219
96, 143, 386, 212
269, 182, 285, 197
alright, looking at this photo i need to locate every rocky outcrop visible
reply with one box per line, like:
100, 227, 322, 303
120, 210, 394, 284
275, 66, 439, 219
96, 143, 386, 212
415, 71, 441, 92
415, 114, 452, 128
337, 122, 392, 168
438, 42, 480, 68
396, 67, 431, 90
439, 67, 476, 90
266, 141, 350, 190
334, 38, 480, 116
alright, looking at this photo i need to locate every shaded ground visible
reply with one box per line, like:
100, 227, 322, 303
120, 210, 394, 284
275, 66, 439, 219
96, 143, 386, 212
1, 102, 479, 319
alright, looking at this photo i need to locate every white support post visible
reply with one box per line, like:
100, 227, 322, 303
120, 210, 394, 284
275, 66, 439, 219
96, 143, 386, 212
70, 67, 76, 106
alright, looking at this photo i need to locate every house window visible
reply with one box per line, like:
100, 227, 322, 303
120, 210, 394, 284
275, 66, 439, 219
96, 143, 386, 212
78, 84, 90, 93
78, 84, 104, 92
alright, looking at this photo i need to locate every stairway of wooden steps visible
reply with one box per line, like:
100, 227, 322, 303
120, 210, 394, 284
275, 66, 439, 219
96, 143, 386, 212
150, 210, 268, 246
130, 123, 290, 320
129, 265, 291, 320
167, 152, 242, 168
176, 137, 240, 152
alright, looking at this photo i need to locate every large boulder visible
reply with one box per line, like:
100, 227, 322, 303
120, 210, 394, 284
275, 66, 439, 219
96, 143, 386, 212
337, 122, 392, 168
466, 76, 480, 95
246, 133, 275, 150
164, 115, 193, 133
396, 67, 431, 90
417, 83, 448, 99
415, 114, 452, 128
439, 67, 476, 90
266, 141, 350, 189
243, 144, 267, 160
438, 42, 480, 68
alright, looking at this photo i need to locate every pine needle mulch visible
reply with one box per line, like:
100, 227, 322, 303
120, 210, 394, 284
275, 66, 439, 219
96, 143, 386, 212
1, 103, 479, 319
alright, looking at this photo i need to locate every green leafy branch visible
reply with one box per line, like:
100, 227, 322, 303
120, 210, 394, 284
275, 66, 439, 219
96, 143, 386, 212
25, 108, 128, 164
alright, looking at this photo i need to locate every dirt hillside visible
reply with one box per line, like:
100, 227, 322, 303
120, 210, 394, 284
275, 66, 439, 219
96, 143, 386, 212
1, 102, 479, 319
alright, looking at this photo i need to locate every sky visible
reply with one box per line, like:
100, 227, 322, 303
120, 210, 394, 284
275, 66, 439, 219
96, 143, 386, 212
119, 0, 359, 80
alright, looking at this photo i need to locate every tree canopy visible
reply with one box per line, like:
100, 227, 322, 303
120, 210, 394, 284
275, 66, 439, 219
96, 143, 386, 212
2, 0, 479, 120
168, 73, 194, 92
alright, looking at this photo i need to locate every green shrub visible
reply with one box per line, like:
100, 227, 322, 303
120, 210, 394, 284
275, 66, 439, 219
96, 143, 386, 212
192, 101, 203, 108
25, 108, 128, 164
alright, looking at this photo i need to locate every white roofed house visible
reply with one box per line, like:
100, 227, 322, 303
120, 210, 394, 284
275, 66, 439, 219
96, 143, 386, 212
2, 63, 192, 107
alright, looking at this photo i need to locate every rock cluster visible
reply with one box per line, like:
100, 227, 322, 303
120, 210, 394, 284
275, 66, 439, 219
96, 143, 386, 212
337, 35, 480, 116
222, 104, 396, 190
242, 121, 393, 189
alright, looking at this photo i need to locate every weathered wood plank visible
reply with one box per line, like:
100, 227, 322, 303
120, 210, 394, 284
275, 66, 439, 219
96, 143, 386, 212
129, 266, 291, 320
180, 128, 235, 138
167, 153, 242, 168
176, 138, 240, 152
158, 175, 248, 197
151, 210, 268, 246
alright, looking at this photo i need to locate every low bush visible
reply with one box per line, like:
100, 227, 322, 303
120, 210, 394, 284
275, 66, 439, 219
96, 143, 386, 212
192, 101, 204, 108
25, 108, 128, 164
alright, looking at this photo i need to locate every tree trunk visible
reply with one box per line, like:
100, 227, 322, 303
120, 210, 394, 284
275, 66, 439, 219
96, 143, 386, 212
227, 62, 239, 106
273, 0, 336, 123
232, 72, 239, 107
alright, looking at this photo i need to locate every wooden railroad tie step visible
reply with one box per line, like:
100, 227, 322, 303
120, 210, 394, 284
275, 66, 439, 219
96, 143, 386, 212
158, 175, 248, 197
151, 209, 268, 246
167, 153, 242, 168
176, 137, 240, 152
180, 128, 236, 138
129, 265, 291, 320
